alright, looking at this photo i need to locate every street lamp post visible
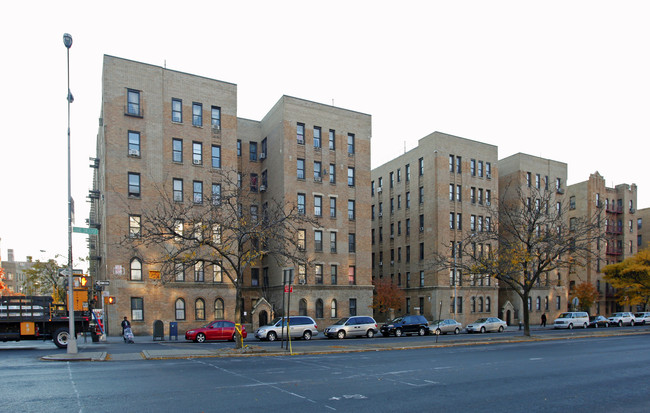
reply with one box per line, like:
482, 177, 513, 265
63, 32, 78, 354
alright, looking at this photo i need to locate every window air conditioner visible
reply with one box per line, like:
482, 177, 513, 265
260, 153, 266, 160
193, 159, 201, 165
379, 262, 383, 267
259, 185, 266, 192
377, 187, 383, 193
128, 149, 140, 156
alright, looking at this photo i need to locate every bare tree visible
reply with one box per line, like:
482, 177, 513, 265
432, 185, 601, 336
122, 169, 318, 348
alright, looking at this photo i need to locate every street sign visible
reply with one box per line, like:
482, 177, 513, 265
96, 280, 110, 286
73, 226, 98, 235
59, 268, 85, 277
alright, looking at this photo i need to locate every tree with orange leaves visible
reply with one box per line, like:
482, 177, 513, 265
371, 277, 406, 322
570, 281, 600, 313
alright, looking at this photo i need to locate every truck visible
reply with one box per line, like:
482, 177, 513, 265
0, 295, 92, 348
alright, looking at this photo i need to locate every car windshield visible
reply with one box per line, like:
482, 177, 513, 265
431, 320, 443, 325
473, 318, 488, 323
268, 317, 284, 327
557, 313, 573, 319
611, 313, 624, 317
335, 317, 350, 325
391, 317, 404, 323
635, 313, 645, 317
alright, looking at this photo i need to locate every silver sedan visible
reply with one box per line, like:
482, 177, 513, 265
466, 317, 507, 333
429, 319, 463, 335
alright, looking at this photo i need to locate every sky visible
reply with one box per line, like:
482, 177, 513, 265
1, 0, 649, 267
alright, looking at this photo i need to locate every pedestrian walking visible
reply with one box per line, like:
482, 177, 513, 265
121, 316, 131, 335
541, 313, 547, 327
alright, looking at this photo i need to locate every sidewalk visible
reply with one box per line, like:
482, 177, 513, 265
40, 327, 648, 362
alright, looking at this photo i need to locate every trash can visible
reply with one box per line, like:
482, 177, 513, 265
153, 320, 164, 341
169, 322, 178, 341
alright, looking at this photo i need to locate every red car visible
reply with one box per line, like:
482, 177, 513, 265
185, 320, 247, 343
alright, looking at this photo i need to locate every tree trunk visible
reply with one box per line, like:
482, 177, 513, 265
522, 292, 531, 336
234, 278, 243, 349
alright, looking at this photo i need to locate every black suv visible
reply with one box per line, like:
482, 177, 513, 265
380, 315, 429, 337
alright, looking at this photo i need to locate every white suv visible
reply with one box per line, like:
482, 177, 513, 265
608, 312, 635, 327
553, 312, 589, 329
634, 312, 650, 325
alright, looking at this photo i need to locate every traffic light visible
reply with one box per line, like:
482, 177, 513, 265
108, 296, 116, 305
80, 275, 89, 288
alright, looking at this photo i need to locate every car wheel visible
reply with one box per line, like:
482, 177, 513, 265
618, 320, 623, 327
454, 327, 460, 335
337, 330, 346, 339
418, 327, 426, 336
605, 322, 609, 327
480, 326, 486, 334
435, 328, 442, 335
303, 330, 312, 340
583, 323, 588, 329
568, 323, 573, 329
53, 327, 70, 349
196, 333, 206, 343
366, 329, 375, 338
267, 331, 277, 342
395, 328, 403, 337
594, 323, 598, 328
498, 326, 504, 333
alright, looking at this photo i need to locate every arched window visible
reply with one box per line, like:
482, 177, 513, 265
299, 299, 307, 316
471, 297, 476, 313
214, 298, 224, 320
478, 297, 484, 312
486, 296, 491, 312
315, 299, 323, 319
130, 258, 142, 281
527, 296, 532, 311
195, 298, 205, 320
175, 298, 186, 320
536, 296, 541, 311
331, 299, 337, 318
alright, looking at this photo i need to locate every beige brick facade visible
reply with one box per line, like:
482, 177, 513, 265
92, 56, 372, 336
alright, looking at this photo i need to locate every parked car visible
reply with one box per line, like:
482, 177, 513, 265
380, 315, 429, 337
588, 315, 609, 328
254, 316, 318, 341
429, 319, 463, 335
608, 312, 635, 327
466, 317, 507, 333
553, 312, 589, 329
633, 312, 650, 325
323, 316, 378, 339
185, 320, 246, 343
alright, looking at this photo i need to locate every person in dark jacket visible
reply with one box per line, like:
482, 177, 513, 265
121, 316, 131, 335
541, 313, 547, 327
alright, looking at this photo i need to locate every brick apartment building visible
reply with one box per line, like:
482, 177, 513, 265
370, 132, 499, 326
90, 56, 372, 336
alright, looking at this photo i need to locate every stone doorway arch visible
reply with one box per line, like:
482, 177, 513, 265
251, 298, 273, 331
501, 301, 515, 326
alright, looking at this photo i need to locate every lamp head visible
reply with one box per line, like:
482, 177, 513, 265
63, 33, 73, 49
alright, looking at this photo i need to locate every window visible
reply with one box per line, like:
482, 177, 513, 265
349, 298, 357, 316
297, 158, 305, 179
419, 242, 424, 260
298, 229, 306, 251
193, 181, 203, 204
173, 179, 183, 202
129, 215, 141, 238
174, 219, 183, 241
390, 172, 394, 188
486, 162, 491, 178
195, 299, 205, 320
315, 299, 323, 318
261, 138, 267, 159
449, 184, 454, 201
348, 167, 355, 186
330, 232, 337, 253
406, 192, 411, 209
129, 297, 144, 321
249, 142, 257, 161
297, 193, 305, 214
314, 126, 321, 148
420, 270, 425, 287
348, 266, 356, 285
192, 142, 202, 165
214, 299, 224, 319
449, 155, 455, 172
450, 213, 455, 229
237, 140, 241, 157
419, 157, 424, 176
471, 297, 476, 313
478, 161, 483, 177
347, 133, 355, 154
315, 230, 323, 252
329, 164, 336, 184
348, 233, 356, 253
175, 298, 186, 320
298, 264, 306, 284
348, 200, 355, 220
211, 145, 221, 169
478, 297, 484, 312
250, 173, 258, 192
297, 123, 305, 144
130, 258, 142, 281
127, 89, 141, 116
211, 183, 221, 205
314, 161, 322, 181
456, 156, 462, 173
315, 264, 323, 284
556, 177, 562, 190
194, 261, 204, 282
211, 106, 221, 129
128, 131, 140, 156
314, 195, 322, 217
329, 129, 335, 150
330, 197, 337, 218
128, 173, 140, 197
331, 299, 338, 318
172, 98, 182, 122
536, 174, 541, 189
213, 262, 223, 283
405, 164, 411, 181
192, 102, 202, 126
170, 139, 183, 164
251, 268, 259, 287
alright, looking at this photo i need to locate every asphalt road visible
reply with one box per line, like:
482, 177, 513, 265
1, 333, 649, 412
